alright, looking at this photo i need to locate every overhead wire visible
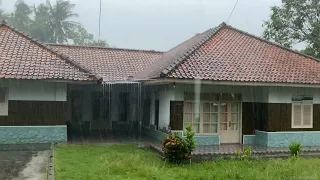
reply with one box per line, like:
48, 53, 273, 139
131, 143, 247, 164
226, 0, 239, 24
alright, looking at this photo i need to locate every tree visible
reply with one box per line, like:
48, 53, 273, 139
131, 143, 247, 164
8, 0, 32, 32
263, 0, 320, 58
1, 0, 107, 46
29, 4, 53, 42
46, 0, 79, 43
70, 24, 108, 47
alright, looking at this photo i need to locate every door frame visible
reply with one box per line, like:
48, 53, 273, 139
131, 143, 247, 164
219, 102, 242, 144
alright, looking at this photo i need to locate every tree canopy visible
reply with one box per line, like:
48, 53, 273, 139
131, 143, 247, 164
263, 0, 320, 58
0, 0, 107, 47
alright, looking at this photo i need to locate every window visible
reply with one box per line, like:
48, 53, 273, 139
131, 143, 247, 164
292, 96, 313, 128
0, 88, 8, 116
183, 93, 241, 134
184, 101, 200, 133
202, 102, 218, 133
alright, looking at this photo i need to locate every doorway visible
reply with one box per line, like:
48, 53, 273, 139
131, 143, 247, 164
219, 102, 241, 143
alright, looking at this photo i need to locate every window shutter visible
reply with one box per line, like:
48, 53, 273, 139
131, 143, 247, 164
169, 101, 184, 130
293, 104, 302, 127
303, 104, 312, 127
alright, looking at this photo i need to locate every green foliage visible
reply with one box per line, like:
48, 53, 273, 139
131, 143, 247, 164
289, 142, 302, 157
263, 0, 320, 58
236, 146, 253, 160
0, 0, 107, 46
184, 124, 196, 153
162, 125, 196, 164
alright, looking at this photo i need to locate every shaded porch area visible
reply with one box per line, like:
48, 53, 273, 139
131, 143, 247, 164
67, 83, 143, 141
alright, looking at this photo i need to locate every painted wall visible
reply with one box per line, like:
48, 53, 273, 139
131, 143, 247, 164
176, 84, 270, 103
0, 126, 67, 144
0, 79, 67, 101
156, 86, 175, 129
255, 130, 320, 147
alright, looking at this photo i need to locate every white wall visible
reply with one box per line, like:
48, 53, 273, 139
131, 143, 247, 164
0, 80, 67, 101
157, 86, 175, 129
268, 87, 320, 104
176, 84, 269, 102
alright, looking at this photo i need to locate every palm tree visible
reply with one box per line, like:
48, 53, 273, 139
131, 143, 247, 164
8, 0, 32, 32
46, 0, 79, 43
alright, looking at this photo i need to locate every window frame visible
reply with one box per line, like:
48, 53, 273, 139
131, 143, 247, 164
291, 100, 313, 129
183, 100, 241, 135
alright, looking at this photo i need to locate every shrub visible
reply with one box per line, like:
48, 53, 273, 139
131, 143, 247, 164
289, 142, 302, 157
236, 146, 253, 160
162, 125, 195, 164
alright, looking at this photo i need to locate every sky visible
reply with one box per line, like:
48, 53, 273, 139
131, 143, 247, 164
1, 0, 281, 51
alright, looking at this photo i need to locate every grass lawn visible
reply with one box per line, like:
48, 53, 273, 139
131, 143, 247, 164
55, 144, 320, 180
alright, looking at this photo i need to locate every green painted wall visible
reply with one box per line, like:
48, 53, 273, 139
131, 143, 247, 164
0, 126, 67, 144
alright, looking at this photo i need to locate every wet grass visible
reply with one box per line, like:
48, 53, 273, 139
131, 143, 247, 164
55, 144, 320, 180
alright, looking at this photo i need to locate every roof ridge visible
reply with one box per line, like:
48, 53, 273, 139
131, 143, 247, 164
47, 43, 164, 54
224, 24, 320, 62
0, 21, 101, 81
161, 22, 227, 76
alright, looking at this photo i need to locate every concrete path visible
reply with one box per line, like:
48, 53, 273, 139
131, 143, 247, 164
0, 144, 50, 180
12, 151, 49, 180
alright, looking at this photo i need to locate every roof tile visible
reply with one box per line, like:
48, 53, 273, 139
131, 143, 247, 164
48, 44, 163, 82
136, 23, 320, 85
0, 22, 98, 81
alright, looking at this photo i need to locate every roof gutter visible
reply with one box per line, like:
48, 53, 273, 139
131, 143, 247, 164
142, 78, 320, 88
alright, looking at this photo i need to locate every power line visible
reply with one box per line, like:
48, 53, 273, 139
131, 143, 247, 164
226, 0, 239, 24
98, 0, 102, 41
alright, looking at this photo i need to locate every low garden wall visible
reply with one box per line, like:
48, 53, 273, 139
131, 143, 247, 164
143, 126, 220, 145
244, 130, 320, 148
0, 126, 67, 144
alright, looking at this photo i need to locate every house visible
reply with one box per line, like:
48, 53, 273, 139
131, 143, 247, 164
136, 22, 320, 148
2, 20, 320, 148
0, 21, 100, 144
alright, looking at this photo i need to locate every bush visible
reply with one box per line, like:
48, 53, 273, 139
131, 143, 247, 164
162, 125, 195, 164
289, 142, 302, 157
236, 146, 253, 160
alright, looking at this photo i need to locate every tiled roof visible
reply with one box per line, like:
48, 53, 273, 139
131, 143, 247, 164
135, 22, 320, 85
48, 44, 163, 82
0, 21, 99, 81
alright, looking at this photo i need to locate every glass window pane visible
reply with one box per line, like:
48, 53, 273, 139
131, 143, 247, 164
203, 113, 210, 123
221, 113, 228, 122
194, 102, 200, 113
220, 123, 227, 130
184, 102, 193, 112
231, 113, 238, 123
231, 103, 239, 112
184, 113, 192, 123
194, 113, 200, 123
203, 123, 218, 133
211, 113, 218, 123
203, 123, 210, 133
203, 102, 210, 112
193, 123, 200, 133
210, 103, 219, 112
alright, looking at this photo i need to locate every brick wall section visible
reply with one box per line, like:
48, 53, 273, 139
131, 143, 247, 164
267, 104, 320, 131
0, 101, 66, 126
